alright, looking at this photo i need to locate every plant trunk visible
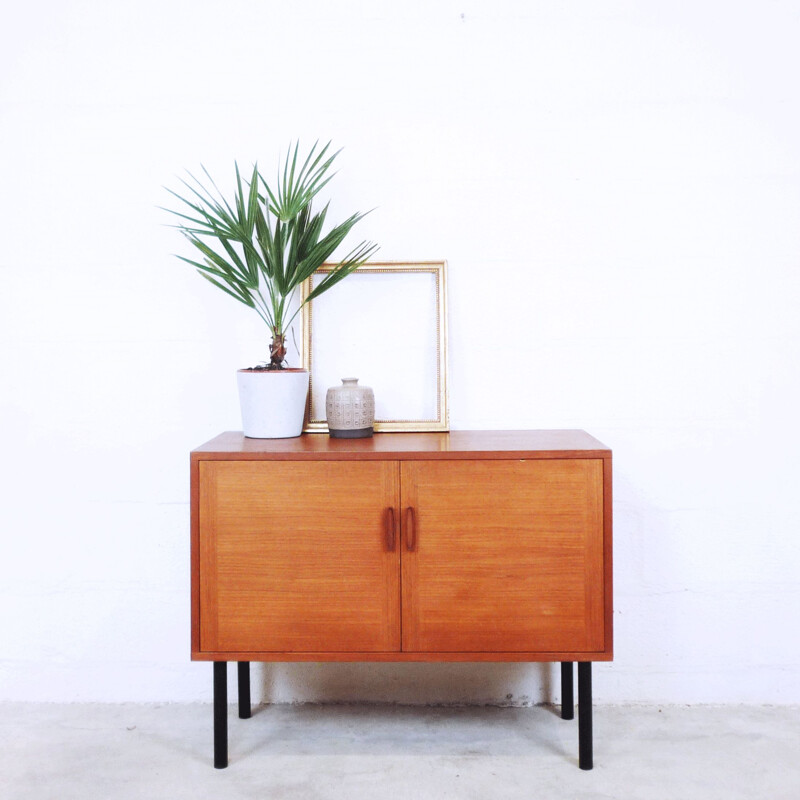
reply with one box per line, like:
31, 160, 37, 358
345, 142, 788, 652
269, 329, 286, 369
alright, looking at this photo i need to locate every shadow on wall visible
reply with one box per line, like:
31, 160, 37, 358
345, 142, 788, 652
255, 662, 557, 707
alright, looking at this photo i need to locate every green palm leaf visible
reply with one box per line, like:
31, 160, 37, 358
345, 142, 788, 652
164, 141, 378, 367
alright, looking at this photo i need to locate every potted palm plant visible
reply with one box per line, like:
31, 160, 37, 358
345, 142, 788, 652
165, 142, 378, 438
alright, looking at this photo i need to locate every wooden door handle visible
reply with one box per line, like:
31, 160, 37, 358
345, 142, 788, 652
405, 506, 416, 551
385, 507, 396, 551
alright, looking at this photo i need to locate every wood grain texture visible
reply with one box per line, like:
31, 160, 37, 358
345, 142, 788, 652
198, 460, 400, 653
191, 430, 611, 461
190, 430, 613, 662
190, 457, 201, 655
603, 455, 614, 658
191, 649, 614, 662
400, 459, 605, 653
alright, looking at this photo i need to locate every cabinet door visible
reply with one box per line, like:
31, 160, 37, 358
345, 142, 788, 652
199, 461, 400, 653
401, 459, 604, 653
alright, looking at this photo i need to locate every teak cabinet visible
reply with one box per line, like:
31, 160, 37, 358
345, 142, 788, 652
191, 430, 613, 769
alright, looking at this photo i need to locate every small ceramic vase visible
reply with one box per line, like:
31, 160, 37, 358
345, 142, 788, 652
326, 378, 375, 438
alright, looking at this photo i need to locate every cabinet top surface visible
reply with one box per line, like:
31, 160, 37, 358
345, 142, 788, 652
192, 430, 611, 460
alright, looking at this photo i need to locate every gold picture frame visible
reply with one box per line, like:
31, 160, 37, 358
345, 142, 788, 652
302, 261, 449, 433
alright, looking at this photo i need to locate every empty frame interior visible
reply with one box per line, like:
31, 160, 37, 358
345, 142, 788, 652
302, 262, 448, 432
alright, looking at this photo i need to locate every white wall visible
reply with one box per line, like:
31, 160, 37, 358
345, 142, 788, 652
1, 0, 799, 705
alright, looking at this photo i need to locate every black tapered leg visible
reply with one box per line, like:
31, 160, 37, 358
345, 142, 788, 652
214, 661, 228, 769
238, 661, 251, 719
578, 661, 593, 770
560, 661, 574, 720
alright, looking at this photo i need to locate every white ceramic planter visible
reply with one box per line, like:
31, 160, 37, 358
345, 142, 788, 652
236, 369, 309, 439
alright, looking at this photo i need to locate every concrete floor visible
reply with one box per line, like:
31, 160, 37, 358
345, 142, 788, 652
1, 703, 798, 800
